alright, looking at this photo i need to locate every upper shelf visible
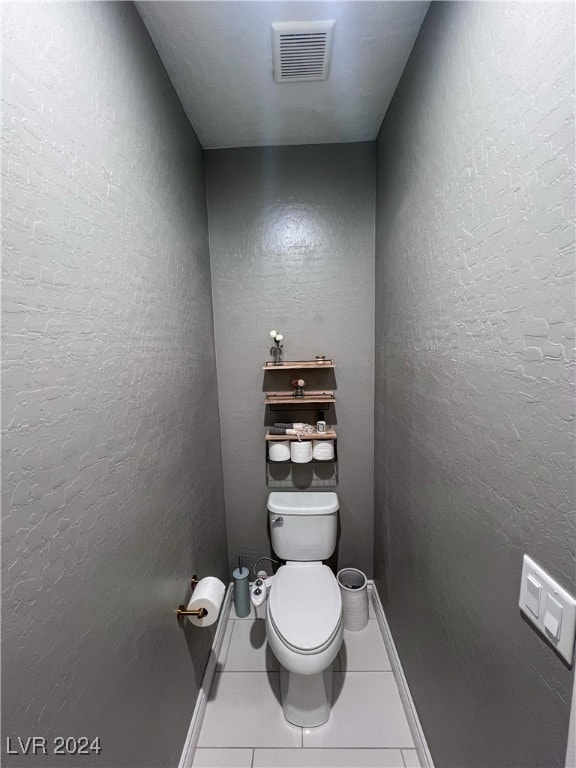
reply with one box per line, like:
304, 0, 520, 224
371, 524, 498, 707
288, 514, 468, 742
263, 359, 335, 370
265, 391, 335, 404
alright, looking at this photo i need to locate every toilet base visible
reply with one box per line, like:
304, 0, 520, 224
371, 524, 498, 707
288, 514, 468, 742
280, 665, 334, 727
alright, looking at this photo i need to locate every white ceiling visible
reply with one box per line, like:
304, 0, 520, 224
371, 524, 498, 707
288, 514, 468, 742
136, 1, 430, 149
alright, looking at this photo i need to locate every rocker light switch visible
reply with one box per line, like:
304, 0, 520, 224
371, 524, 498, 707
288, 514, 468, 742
544, 595, 563, 641
526, 575, 541, 618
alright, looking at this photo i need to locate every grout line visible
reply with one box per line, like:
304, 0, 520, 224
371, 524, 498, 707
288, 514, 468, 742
335, 667, 393, 673
249, 747, 412, 751
250, 747, 255, 767
217, 669, 280, 673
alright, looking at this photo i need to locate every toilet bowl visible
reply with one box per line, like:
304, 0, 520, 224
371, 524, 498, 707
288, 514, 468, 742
264, 492, 343, 727
266, 562, 343, 727
266, 561, 343, 675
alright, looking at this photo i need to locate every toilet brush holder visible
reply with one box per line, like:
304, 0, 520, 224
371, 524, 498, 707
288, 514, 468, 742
232, 557, 250, 618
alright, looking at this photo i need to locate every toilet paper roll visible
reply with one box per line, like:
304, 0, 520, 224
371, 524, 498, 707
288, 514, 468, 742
186, 576, 226, 627
290, 440, 313, 463
269, 441, 291, 462
312, 439, 335, 461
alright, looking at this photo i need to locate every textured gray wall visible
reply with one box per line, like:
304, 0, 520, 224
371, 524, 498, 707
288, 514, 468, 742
568, 680, 576, 768
1, 4, 227, 767
374, 3, 575, 767
205, 144, 375, 576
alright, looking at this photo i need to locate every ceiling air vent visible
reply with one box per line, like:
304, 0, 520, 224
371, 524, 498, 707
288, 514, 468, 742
272, 21, 335, 84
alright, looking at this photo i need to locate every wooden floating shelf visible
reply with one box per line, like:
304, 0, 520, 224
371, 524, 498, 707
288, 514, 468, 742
263, 360, 335, 370
266, 430, 337, 441
265, 391, 335, 405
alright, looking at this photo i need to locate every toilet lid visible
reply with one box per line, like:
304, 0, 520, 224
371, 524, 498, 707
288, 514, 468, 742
269, 563, 342, 652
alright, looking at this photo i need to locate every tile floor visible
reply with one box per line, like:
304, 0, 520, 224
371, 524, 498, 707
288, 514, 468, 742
193, 595, 421, 768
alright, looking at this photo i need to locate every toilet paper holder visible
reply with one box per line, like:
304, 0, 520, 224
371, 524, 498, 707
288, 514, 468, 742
176, 575, 207, 625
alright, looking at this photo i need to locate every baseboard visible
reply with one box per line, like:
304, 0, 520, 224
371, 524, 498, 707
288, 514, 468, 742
369, 581, 435, 768
178, 583, 233, 768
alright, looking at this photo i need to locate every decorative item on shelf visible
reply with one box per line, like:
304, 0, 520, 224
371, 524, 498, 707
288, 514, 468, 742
269, 330, 284, 364
292, 378, 305, 398
315, 355, 326, 364
270, 422, 316, 440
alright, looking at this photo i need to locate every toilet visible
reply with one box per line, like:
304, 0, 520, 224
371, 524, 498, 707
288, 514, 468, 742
265, 491, 343, 728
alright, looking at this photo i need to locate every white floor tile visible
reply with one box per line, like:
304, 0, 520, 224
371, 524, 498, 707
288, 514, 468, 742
224, 620, 279, 671
302, 672, 414, 749
253, 748, 405, 767
339, 620, 391, 671
192, 748, 253, 767
199, 672, 301, 748
402, 749, 421, 768
216, 621, 234, 672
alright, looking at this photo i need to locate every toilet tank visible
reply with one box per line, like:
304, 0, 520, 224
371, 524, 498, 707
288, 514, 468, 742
267, 492, 339, 561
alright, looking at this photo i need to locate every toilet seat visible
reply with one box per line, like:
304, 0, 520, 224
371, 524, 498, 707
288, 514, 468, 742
268, 562, 342, 654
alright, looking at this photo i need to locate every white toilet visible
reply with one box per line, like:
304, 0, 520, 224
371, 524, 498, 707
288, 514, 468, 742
265, 491, 343, 728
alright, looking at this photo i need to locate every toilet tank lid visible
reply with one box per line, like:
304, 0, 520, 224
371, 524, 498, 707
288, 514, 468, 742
267, 492, 339, 515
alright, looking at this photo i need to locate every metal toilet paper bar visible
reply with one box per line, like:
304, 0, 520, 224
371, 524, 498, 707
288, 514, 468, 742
176, 576, 207, 625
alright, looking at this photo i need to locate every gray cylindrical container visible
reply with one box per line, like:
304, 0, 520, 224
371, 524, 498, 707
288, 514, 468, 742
337, 568, 369, 631
232, 558, 250, 618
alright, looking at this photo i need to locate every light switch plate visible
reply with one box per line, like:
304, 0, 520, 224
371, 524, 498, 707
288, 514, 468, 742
519, 554, 576, 664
